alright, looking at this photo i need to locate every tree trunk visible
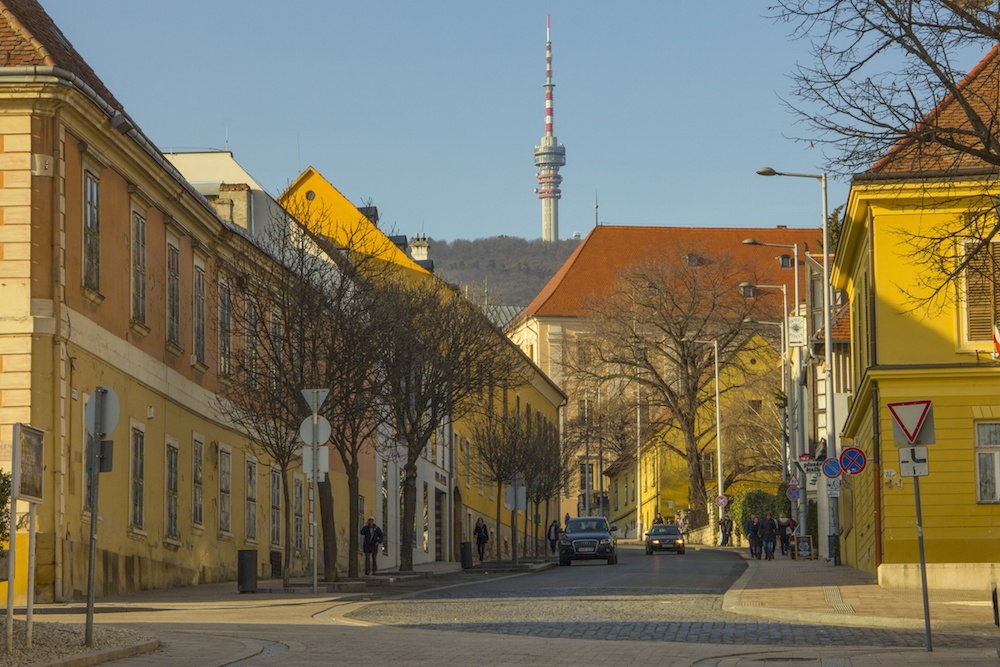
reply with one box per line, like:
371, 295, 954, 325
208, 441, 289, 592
347, 467, 360, 578
399, 462, 418, 571
318, 476, 338, 582
494, 482, 503, 565
453, 489, 464, 562
511, 504, 518, 566
281, 467, 293, 587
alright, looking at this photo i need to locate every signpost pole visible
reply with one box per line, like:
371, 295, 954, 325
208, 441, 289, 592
85, 390, 104, 647
914, 474, 932, 652
311, 409, 318, 594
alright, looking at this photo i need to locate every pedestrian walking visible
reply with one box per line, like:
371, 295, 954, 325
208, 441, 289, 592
778, 515, 792, 556
652, 513, 665, 525
760, 511, 779, 560
746, 515, 762, 559
720, 514, 733, 546
547, 520, 560, 555
474, 517, 490, 561
564, 512, 571, 527
360, 516, 384, 575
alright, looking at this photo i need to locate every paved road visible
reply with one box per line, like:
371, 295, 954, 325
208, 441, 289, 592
349, 545, 998, 648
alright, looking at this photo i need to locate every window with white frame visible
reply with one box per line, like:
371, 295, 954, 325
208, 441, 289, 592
192, 436, 204, 526
964, 240, 1000, 343
477, 449, 484, 494
84, 171, 101, 292
976, 422, 1000, 502
463, 437, 471, 488
270, 311, 282, 392
166, 441, 179, 540
167, 243, 180, 347
219, 447, 232, 533
218, 280, 232, 377
293, 476, 304, 550
246, 459, 258, 541
270, 469, 281, 546
246, 300, 259, 388
130, 425, 145, 530
193, 265, 206, 364
131, 212, 146, 324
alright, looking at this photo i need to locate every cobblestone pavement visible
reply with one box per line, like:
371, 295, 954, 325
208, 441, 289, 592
347, 583, 1000, 648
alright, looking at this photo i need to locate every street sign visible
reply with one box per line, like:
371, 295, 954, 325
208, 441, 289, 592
822, 458, 843, 479
899, 445, 929, 477
827, 477, 841, 498
85, 387, 120, 438
786, 486, 801, 501
788, 316, 807, 347
299, 416, 332, 445
887, 400, 935, 445
301, 388, 330, 414
715, 495, 728, 508
799, 453, 812, 463
301, 445, 329, 479
840, 447, 867, 475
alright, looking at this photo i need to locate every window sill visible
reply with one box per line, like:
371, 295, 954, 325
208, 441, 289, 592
127, 528, 147, 541
164, 537, 181, 550
218, 531, 233, 541
166, 342, 183, 358
190, 358, 209, 374
82, 286, 104, 305
191, 524, 205, 536
130, 320, 150, 337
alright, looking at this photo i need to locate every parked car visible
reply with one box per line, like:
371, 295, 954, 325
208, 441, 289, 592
559, 517, 618, 565
645, 524, 685, 555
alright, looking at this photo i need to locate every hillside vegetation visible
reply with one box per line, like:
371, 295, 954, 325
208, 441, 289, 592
430, 236, 580, 307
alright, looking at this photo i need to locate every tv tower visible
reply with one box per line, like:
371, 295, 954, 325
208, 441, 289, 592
534, 15, 566, 243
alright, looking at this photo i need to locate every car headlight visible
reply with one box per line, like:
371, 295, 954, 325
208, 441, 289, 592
652, 539, 661, 545
599, 538, 611, 546
676, 538, 683, 544
560, 539, 571, 547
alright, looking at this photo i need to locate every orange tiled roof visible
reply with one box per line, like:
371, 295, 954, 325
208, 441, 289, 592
0, 0, 127, 115
518, 225, 822, 320
871, 45, 1000, 175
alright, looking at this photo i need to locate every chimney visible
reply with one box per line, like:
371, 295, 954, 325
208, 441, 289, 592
409, 233, 430, 261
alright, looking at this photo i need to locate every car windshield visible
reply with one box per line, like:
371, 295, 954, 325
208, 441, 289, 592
565, 518, 608, 533
648, 525, 681, 536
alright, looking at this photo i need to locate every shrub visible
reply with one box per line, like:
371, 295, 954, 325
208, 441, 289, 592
0, 469, 10, 545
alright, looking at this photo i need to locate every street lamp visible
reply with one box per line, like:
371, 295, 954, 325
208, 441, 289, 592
743, 317, 790, 482
758, 166, 837, 562
690, 339, 723, 523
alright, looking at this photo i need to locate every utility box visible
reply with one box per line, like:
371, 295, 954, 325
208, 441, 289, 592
460, 541, 473, 569
828, 535, 841, 566
238, 549, 258, 593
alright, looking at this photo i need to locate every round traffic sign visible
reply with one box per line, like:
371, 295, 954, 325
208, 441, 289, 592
822, 458, 843, 479
840, 446, 867, 475
300, 416, 332, 445
715, 495, 728, 508
799, 453, 812, 463
786, 486, 800, 501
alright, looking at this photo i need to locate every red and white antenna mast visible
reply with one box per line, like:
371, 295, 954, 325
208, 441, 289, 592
534, 14, 566, 243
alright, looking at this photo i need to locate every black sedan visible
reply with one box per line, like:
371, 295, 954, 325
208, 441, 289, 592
559, 517, 618, 565
645, 524, 685, 555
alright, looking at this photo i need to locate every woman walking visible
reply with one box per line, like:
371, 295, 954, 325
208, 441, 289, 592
473, 518, 489, 561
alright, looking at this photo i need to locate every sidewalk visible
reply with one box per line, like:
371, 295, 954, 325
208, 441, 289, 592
717, 544, 998, 633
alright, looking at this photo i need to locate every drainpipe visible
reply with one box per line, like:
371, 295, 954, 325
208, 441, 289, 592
871, 381, 882, 569
50, 105, 67, 602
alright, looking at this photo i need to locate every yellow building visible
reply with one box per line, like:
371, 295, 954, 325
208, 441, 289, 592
832, 47, 1000, 589
508, 225, 816, 535
0, 2, 311, 603
281, 168, 565, 565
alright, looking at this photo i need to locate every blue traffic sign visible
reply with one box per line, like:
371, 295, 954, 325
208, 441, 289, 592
840, 447, 867, 475
786, 486, 801, 501
822, 458, 843, 479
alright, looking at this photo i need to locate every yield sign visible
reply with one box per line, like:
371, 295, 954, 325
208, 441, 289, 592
887, 400, 932, 444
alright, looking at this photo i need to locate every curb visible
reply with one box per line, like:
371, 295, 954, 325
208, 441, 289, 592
36, 638, 159, 667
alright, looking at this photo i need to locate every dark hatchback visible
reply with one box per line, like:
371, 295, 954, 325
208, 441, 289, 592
559, 517, 618, 566
645, 524, 685, 555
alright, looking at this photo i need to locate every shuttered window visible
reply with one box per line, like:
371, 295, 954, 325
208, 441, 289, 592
965, 241, 1000, 341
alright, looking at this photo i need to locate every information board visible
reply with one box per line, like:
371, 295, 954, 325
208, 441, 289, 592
793, 535, 814, 560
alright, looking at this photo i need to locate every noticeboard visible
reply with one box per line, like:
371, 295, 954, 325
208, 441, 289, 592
792, 535, 814, 560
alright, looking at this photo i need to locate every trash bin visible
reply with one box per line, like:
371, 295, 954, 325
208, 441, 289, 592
238, 549, 257, 593
828, 534, 841, 566
460, 541, 473, 569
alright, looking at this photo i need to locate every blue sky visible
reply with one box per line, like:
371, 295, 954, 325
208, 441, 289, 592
41, 2, 901, 242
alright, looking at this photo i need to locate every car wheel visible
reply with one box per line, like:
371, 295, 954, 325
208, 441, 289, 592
678, 548, 685, 555
560, 558, 570, 566
645, 548, 652, 555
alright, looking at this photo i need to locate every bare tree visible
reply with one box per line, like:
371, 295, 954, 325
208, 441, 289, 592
215, 217, 337, 586
771, 1, 1000, 304
576, 251, 774, 528
378, 278, 526, 571
523, 419, 565, 557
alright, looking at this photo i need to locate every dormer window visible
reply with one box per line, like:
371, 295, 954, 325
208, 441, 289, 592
683, 253, 703, 267
777, 254, 794, 269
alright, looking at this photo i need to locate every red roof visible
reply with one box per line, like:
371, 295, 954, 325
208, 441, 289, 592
872, 45, 1000, 174
518, 225, 821, 320
0, 0, 127, 115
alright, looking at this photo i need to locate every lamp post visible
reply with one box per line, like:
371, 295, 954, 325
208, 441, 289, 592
690, 339, 723, 522
757, 166, 838, 562
743, 317, 789, 481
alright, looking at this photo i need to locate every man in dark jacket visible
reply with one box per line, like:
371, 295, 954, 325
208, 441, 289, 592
360, 516, 384, 575
760, 511, 780, 561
